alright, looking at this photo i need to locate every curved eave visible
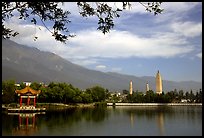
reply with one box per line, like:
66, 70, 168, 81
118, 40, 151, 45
15, 86, 41, 95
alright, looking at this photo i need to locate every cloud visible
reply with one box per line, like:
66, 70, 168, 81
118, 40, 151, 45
111, 67, 122, 72
162, 2, 200, 13
68, 29, 194, 59
171, 21, 202, 37
57, 2, 81, 17
95, 65, 107, 70
57, 2, 155, 24
154, 2, 201, 23
58, 2, 147, 15
7, 19, 195, 61
4, 3, 199, 68
5, 17, 69, 55
95, 65, 122, 73
106, 2, 149, 14
4, 16, 36, 38
196, 53, 202, 59
69, 58, 99, 66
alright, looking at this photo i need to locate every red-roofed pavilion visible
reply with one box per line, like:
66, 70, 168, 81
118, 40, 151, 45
15, 86, 41, 109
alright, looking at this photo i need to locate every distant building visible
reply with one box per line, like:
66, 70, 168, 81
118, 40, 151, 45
156, 70, 162, 95
23, 82, 32, 86
181, 99, 188, 103
146, 83, 149, 94
15, 83, 20, 87
129, 80, 133, 95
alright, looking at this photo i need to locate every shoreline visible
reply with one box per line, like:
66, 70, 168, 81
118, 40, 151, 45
2, 102, 202, 110
36, 103, 96, 109
107, 103, 202, 106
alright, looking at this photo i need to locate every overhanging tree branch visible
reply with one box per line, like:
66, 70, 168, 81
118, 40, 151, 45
2, 2, 164, 43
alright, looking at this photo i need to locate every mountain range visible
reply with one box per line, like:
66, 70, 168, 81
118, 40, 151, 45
2, 39, 202, 93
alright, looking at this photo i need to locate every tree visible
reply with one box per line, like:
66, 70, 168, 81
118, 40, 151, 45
2, 80, 16, 104
110, 94, 120, 103
199, 89, 202, 103
178, 90, 184, 100
81, 92, 93, 103
2, 2, 163, 43
30, 81, 41, 90
89, 86, 106, 102
145, 90, 155, 103
63, 86, 76, 103
19, 82, 26, 89
38, 85, 48, 103
185, 91, 190, 101
104, 89, 111, 101
189, 89, 195, 103
122, 89, 129, 94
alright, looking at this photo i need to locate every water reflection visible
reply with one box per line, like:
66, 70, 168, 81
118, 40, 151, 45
128, 108, 165, 135
122, 106, 170, 135
2, 106, 202, 136
35, 107, 109, 131
157, 112, 165, 136
130, 112, 135, 128
7, 112, 45, 136
120, 106, 202, 136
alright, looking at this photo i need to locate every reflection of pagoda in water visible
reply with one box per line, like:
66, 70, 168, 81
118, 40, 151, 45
8, 112, 45, 136
130, 112, 135, 128
127, 108, 165, 135
157, 112, 165, 136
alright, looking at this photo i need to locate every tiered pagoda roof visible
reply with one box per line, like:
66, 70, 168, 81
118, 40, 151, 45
15, 86, 41, 95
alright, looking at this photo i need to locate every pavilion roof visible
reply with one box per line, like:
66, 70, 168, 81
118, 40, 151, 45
15, 86, 41, 95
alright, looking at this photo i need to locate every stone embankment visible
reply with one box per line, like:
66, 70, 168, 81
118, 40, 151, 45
107, 103, 202, 106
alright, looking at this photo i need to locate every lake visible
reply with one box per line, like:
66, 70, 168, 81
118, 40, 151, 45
2, 105, 202, 136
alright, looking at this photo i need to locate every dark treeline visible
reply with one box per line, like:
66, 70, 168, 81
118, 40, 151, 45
2, 80, 109, 104
123, 89, 202, 103
2, 80, 202, 104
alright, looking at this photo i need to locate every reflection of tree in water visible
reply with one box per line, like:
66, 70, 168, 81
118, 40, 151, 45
123, 106, 172, 135
82, 107, 108, 122
37, 107, 109, 131
2, 113, 18, 135
171, 106, 201, 121
37, 108, 82, 131
124, 106, 173, 119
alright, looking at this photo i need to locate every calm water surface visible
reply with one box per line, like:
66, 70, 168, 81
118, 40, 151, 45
2, 106, 202, 136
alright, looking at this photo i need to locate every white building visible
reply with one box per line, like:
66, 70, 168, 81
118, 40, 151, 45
23, 82, 32, 86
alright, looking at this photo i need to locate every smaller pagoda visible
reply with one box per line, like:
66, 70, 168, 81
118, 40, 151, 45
15, 86, 41, 109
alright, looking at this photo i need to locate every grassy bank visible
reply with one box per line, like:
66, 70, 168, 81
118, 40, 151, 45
2, 103, 96, 111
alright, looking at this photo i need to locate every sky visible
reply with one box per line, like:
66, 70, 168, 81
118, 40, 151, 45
4, 2, 202, 82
